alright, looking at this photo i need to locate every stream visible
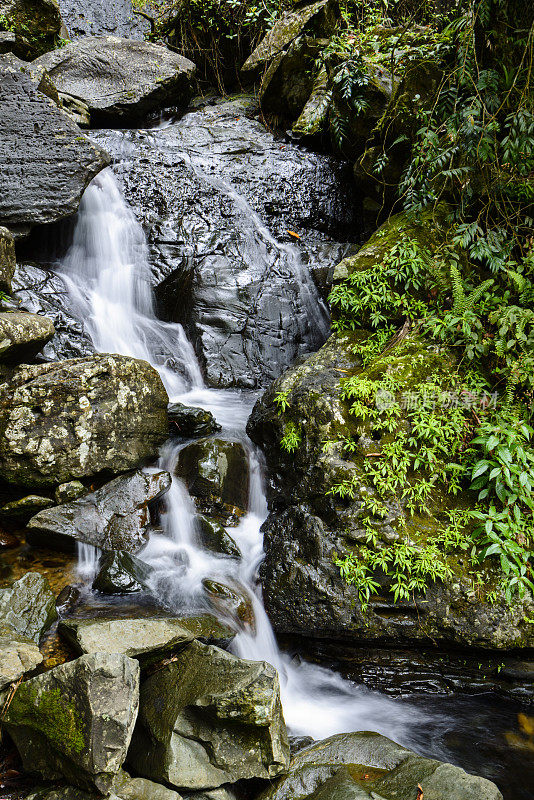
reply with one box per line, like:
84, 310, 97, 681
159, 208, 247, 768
18, 100, 534, 799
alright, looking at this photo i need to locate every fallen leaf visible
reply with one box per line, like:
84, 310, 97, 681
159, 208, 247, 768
287, 230, 301, 239
417, 786, 424, 800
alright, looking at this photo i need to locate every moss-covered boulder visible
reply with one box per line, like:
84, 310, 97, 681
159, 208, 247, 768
128, 639, 290, 790
3, 653, 140, 793
248, 331, 534, 651
0, 571, 56, 642
176, 438, 249, 518
0, 311, 55, 362
196, 515, 241, 559
0, 355, 169, 488
0, 226, 16, 293
92, 550, 152, 595
0, 0, 62, 57
168, 402, 221, 439
0, 493, 54, 523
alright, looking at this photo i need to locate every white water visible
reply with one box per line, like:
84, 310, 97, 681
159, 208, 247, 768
60, 164, 429, 745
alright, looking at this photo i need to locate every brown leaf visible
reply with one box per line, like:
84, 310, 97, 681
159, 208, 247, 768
416, 786, 424, 800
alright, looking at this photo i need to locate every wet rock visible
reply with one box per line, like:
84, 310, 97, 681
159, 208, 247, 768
0, 621, 43, 690
196, 515, 241, 559
202, 579, 255, 629
258, 35, 321, 119
92, 551, 152, 595
0, 311, 55, 362
0, 355, 168, 488
129, 639, 290, 789
27, 470, 171, 553
168, 403, 221, 438
58, 617, 195, 663
172, 614, 236, 647
176, 438, 249, 517
0, 572, 57, 642
59, 0, 150, 40
0, 55, 109, 234
0, 0, 62, 56
33, 37, 196, 124
258, 732, 502, 800
59, 91, 90, 126
293, 65, 332, 138
55, 480, 86, 504
90, 100, 357, 389
0, 494, 54, 523
4, 652, 140, 792
186, 791, 236, 800
55, 584, 80, 613
0, 527, 20, 547
26, 771, 183, 800
0, 227, 16, 293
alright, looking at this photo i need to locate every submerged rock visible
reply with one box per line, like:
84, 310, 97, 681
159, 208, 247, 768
0, 311, 55, 362
4, 652, 140, 792
196, 515, 241, 559
33, 37, 196, 124
168, 403, 221, 438
176, 438, 249, 517
0, 622, 43, 690
92, 550, 152, 595
0, 55, 109, 234
0, 0, 62, 56
129, 639, 290, 789
0, 572, 57, 642
27, 470, 171, 553
0, 355, 168, 488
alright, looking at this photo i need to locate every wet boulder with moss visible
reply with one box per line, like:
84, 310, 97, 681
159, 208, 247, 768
0, 0, 62, 57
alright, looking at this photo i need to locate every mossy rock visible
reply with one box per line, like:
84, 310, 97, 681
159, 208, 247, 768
0, 0, 62, 57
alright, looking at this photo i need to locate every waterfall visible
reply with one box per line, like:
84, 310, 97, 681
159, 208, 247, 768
59, 162, 431, 747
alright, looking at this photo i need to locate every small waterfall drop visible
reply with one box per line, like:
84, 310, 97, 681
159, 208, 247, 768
59, 160, 431, 748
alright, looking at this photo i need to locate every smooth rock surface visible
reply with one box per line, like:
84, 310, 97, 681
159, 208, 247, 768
196, 515, 241, 559
0, 355, 169, 488
168, 403, 221, 438
92, 550, 152, 594
129, 639, 290, 790
27, 470, 171, 552
0, 311, 55, 362
33, 36, 196, 123
176, 438, 249, 516
4, 653, 140, 792
0, 494, 54, 523
0, 571, 57, 642
0, 56, 109, 232
0, 621, 43, 690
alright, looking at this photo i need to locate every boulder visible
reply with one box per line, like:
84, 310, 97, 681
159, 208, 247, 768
196, 515, 241, 559
27, 470, 171, 553
168, 403, 221, 439
0, 226, 16, 292
0, 621, 43, 690
59, 0, 150, 40
33, 36, 196, 124
258, 732, 503, 800
92, 550, 152, 595
128, 640, 290, 790
0, 29, 33, 59
202, 579, 255, 629
0, 571, 56, 642
0, 55, 109, 234
0, 355, 169, 488
3, 653, 140, 792
0, 494, 54, 523
55, 480, 86, 504
0, 311, 55, 362
176, 438, 249, 517
0, 0, 62, 56
26, 771, 182, 800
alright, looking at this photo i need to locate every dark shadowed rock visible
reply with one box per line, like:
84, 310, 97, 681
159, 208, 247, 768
176, 438, 249, 517
0, 0, 62, 56
0, 355, 168, 488
25, 771, 183, 800
92, 550, 152, 595
55, 480, 86, 504
0, 572, 57, 642
4, 652, 140, 793
196, 515, 241, 559
0, 311, 55, 362
128, 639, 289, 789
0, 56, 109, 234
0, 227, 16, 292
168, 403, 221, 438
27, 470, 171, 552
0, 494, 54, 523
202, 579, 255, 630
33, 37, 196, 124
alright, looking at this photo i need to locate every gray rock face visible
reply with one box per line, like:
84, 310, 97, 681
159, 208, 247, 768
168, 403, 221, 439
0, 227, 16, 292
33, 37, 196, 124
176, 438, 249, 517
0, 355, 169, 488
0, 56, 109, 233
0, 0, 62, 56
59, 0, 149, 39
0, 572, 57, 642
92, 550, 152, 594
0, 622, 43, 690
128, 639, 290, 790
27, 470, 171, 552
4, 652, 140, 793
26, 770, 183, 800
0, 311, 55, 362
258, 732, 503, 800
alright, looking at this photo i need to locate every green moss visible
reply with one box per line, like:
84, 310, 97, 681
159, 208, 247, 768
7, 684, 86, 755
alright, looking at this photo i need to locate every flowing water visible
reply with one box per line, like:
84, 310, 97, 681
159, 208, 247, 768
49, 121, 533, 799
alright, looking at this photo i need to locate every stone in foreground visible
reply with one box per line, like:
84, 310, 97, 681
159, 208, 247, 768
258, 732, 503, 800
4, 653, 140, 793
33, 36, 196, 124
0, 311, 55, 362
0, 55, 109, 233
0, 572, 57, 642
27, 470, 171, 552
129, 640, 290, 789
0, 622, 43, 691
26, 770, 183, 800
0, 355, 168, 487
92, 550, 152, 594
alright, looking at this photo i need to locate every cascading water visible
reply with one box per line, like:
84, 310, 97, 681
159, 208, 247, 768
58, 157, 434, 749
